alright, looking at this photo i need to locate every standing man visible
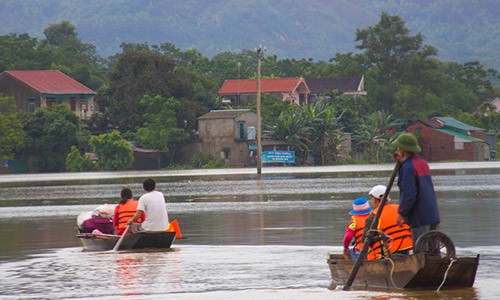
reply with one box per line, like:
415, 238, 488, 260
127, 178, 169, 232
392, 132, 440, 246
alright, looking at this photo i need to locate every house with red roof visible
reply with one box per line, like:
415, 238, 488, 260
0, 70, 96, 120
218, 77, 309, 106
406, 117, 492, 162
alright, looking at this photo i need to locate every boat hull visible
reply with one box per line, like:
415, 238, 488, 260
327, 253, 479, 289
77, 231, 176, 251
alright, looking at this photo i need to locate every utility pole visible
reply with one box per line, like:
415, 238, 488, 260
256, 46, 264, 175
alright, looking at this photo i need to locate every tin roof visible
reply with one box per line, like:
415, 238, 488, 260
2, 70, 95, 94
435, 128, 485, 142
433, 117, 485, 131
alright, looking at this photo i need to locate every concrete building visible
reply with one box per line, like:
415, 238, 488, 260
197, 109, 258, 167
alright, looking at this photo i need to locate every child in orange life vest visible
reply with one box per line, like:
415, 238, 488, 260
342, 197, 373, 259
113, 188, 145, 235
364, 185, 413, 260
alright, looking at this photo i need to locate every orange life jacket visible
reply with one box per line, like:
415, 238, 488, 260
351, 214, 370, 252
115, 200, 142, 230
368, 203, 413, 260
167, 219, 183, 239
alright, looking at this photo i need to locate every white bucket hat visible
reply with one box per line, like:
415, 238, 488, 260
369, 185, 389, 200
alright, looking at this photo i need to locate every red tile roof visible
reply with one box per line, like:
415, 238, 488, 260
218, 78, 306, 94
3, 70, 95, 94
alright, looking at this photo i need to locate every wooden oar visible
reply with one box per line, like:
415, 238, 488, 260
112, 225, 130, 251
342, 161, 401, 291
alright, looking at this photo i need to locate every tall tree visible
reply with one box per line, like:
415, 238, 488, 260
42, 21, 106, 90
96, 48, 193, 131
0, 96, 25, 163
0, 33, 51, 71
356, 12, 437, 111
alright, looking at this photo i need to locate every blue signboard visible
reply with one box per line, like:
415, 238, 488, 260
248, 145, 257, 151
261, 151, 295, 163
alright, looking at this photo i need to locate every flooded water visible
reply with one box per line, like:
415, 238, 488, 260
0, 163, 499, 299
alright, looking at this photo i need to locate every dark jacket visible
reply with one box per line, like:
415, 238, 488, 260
397, 155, 440, 228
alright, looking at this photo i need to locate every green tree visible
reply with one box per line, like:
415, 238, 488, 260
97, 48, 193, 131
0, 96, 25, 163
265, 108, 311, 165
89, 130, 133, 170
442, 61, 498, 102
41, 21, 106, 90
303, 101, 345, 165
0, 33, 51, 71
352, 111, 401, 163
65, 146, 95, 172
356, 13, 437, 112
320, 93, 372, 134
21, 105, 81, 172
136, 95, 189, 166
315, 53, 367, 78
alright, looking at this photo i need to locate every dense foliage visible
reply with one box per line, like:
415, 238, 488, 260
65, 146, 95, 172
20, 105, 81, 172
1, 13, 499, 170
0, 96, 25, 163
88, 130, 133, 170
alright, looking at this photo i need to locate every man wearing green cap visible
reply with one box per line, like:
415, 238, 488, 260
392, 132, 440, 247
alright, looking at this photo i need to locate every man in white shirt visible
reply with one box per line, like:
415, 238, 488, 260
127, 178, 169, 232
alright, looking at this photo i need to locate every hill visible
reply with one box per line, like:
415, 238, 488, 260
0, 0, 498, 69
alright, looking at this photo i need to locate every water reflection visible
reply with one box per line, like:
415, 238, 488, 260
0, 245, 495, 299
116, 254, 143, 296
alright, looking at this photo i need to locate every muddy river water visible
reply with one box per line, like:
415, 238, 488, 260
0, 162, 499, 299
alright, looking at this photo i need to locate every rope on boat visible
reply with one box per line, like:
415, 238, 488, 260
437, 258, 457, 292
386, 257, 397, 288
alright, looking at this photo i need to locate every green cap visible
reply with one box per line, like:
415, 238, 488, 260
391, 132, 421, 153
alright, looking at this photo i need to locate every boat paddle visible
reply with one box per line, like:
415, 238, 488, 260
112, 224, 130, 251
342, 161, 401, 291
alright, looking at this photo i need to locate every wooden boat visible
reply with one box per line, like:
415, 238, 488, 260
76, 231, 176, 251
328, 231, 480, 291
328, 252, 479, 289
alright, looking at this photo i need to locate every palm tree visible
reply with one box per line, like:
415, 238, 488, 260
305, 101, 345, 165
352, 111, 401, 163
265, 110, 312, 164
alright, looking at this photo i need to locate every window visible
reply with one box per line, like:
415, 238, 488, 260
238, 122, 245, 139
46, 97, 56, 108
455, 141, 464, 150
28, 99, 35, 113
70, 98, 76, 111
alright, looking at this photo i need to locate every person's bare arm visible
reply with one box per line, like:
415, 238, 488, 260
127, 210, 144, 225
